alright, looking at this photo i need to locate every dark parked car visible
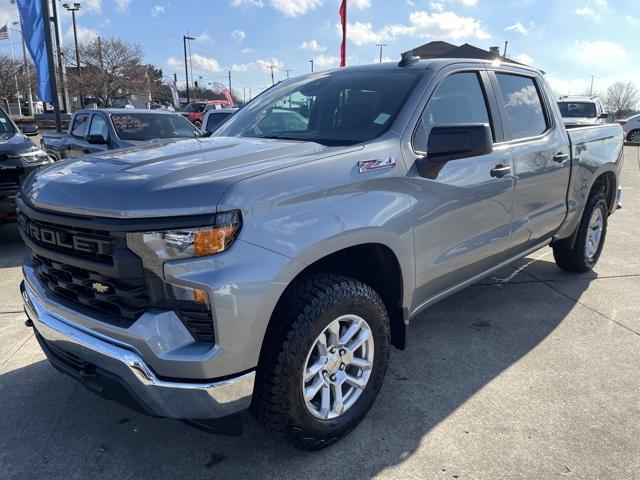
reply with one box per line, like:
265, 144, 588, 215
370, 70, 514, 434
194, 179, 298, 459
41, 109, 201, 161
0, 106, 51, 222
202, 108, 237, 135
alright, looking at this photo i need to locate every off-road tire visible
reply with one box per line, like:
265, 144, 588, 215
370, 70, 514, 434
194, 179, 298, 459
251, 273, 391, 450
553, 192, 608, 272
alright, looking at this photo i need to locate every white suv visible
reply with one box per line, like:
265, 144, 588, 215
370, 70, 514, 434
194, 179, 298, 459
557, 96, 609, 128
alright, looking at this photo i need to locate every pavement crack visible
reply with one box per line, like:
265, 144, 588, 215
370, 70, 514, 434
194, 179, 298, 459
0, 330, 34, 369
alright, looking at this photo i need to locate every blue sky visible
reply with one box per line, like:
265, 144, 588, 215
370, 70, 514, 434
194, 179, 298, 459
0, 0, 638, 98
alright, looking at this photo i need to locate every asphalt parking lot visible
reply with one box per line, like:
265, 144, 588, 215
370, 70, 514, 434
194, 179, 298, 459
1, 147, 639, 480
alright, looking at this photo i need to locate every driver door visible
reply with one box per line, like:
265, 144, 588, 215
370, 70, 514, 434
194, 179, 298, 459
406, 68, 515, 306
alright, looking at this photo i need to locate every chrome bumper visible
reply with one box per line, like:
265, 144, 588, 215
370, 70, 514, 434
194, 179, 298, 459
21, 279, 255, 419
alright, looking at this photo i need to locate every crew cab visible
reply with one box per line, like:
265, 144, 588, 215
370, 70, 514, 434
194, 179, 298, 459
0, 106, 51, 222
558, 95, 610, 128
19, 58, 624, 450
41, 109, 201, 161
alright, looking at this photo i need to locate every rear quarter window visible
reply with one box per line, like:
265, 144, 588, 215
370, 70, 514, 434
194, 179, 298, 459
71, 113, 90, 138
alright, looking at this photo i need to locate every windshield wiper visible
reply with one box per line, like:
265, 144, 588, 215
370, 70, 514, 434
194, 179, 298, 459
258, 135, 311, 142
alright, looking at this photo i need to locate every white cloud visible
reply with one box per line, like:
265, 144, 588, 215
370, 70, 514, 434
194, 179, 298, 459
381, 10, 490, 42
505, 22, 530, 35
514, 53, 533, 65
65, 25, 99, 43
574, 40, 629, 68
167, 54, 222, 73
151, 5, 165, 16
300, 39, 326, 52
231, 0, 264, 6
191, 54, 222, 72
196, 31, 212, 42
351, 0, 372, 9
576, 6, 600, 20
83, 0, 103, 13
255, 58, 284, 71
271, 0, 324, 17
345, 22, 379, 45
430, 2, 444, 12
114, 0, 132, 13
231, 29, 246, 42
313, 54, 340, 68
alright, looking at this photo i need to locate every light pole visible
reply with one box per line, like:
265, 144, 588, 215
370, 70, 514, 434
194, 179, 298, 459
62, 3, 83, 107
376, 43, 387, 63
10, 23, 34, 117
183, 35, 195, 104
589, 75, 595, 97
268, 65, 275, 85
5, 26, 20, 115
309, 59, 314, 73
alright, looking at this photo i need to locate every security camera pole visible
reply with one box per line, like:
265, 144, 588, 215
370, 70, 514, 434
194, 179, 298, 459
62, 3, 82, 107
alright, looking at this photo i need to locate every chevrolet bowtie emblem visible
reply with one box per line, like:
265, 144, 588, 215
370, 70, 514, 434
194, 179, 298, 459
91, 282, 111, 294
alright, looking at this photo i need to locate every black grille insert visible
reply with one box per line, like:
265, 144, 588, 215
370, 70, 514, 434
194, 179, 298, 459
33, 254, 149, 322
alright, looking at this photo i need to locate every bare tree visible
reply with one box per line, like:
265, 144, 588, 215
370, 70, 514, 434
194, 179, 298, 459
0, 55, 20, 113
66, 37, 149, 106
604, 82, 640, 119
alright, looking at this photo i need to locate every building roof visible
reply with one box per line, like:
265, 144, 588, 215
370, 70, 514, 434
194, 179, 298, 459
405, 41, 520, 64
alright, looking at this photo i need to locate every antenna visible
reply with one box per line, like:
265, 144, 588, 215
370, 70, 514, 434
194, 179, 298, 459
399, 51, 419, 68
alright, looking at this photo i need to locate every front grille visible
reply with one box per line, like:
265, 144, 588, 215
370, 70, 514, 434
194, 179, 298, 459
33, 254, 149, 322
0, 179, 19, 196
21, 206, 215, 344
18, 213, 126, 265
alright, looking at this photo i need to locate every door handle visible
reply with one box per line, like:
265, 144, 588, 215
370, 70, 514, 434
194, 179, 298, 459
490, 164, 512, 178
553, 152, 569, 163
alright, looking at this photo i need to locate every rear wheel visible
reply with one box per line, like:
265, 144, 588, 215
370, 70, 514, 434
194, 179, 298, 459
627, 129, 640, 143
252, 273, 390, 450
553, 192, 608, 272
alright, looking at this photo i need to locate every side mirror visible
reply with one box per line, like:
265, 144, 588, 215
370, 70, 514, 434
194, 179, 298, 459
599, 113, 609, 120
415, 124, 492, 172
20, 124, 39, 136
86, 134, 108, 145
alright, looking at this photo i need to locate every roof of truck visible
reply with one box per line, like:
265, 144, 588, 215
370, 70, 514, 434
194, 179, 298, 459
75, 108, 179, 115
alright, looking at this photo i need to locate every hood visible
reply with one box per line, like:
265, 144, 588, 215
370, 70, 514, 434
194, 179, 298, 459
22, 136, 345, 218
0, 133, 35, 155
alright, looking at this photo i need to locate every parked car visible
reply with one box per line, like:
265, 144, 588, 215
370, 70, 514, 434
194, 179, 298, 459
619, 113, 640, 143
19, 58, 623, 450
557, 96, 609, 128
41, 109, 201, 161
181, 100, 233, 128
201, 108, 237, 135
0, 106, 51, 222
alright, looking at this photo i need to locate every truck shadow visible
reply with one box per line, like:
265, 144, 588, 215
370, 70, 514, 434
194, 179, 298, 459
0, 224, 25, 269
0, 265, 590, 479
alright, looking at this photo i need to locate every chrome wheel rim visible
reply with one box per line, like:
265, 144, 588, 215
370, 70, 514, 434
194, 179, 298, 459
629, 130, 640, 143
585, 208, 604, 260
302, 314, 374, 420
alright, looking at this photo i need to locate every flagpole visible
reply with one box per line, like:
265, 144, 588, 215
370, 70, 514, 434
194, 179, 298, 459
41, 0, 62, 132
7, 28, 21, 116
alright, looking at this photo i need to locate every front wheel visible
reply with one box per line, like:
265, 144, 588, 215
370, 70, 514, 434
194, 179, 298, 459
252, 274, 390, 450
553, 192, 608, 272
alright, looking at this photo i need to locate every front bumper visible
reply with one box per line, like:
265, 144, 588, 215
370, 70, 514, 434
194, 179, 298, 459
21, 279, 255, 419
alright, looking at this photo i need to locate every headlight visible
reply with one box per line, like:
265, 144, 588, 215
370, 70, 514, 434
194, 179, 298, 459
9, 148, 51, 163
127, 210, 242, 275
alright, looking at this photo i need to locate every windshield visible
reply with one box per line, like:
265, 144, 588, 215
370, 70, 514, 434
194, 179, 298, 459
558, 101, 597, 118
205, 112, 234, 133
215, 70, 423, 146
184, 103, 205, 113
0, 108, 16, 138
111, 113, 200, 141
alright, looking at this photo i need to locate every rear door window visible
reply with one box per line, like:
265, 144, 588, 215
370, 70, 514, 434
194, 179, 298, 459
88, 114, 109, 141
71, 113, 90, 138
496, 73, 548, 140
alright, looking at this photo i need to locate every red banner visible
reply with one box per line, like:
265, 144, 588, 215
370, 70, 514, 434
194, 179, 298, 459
339, 0, 347, 67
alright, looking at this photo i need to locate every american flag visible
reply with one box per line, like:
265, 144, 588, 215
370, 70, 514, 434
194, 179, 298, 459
0, 25, 8, 41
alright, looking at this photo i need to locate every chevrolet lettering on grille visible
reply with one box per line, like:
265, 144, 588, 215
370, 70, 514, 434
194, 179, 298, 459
18, 216, 112, 256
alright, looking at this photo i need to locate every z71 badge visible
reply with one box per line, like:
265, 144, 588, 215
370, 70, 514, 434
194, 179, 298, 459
358, 157, 396, 173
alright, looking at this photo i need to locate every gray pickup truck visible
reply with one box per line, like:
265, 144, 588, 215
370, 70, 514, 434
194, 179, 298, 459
18, 57, 623, 450
41, 109, 201, 161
